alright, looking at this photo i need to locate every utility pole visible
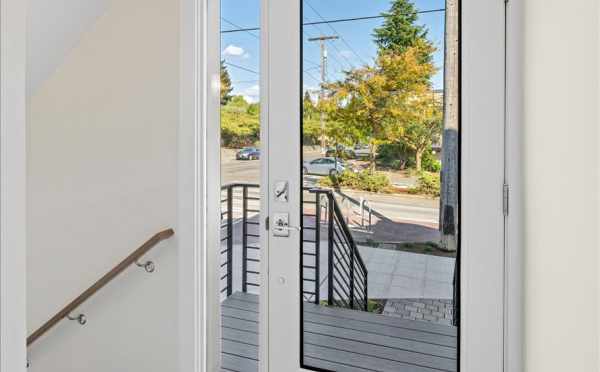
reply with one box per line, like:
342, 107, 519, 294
308, 35, 339, 153
441, 0, 459, 252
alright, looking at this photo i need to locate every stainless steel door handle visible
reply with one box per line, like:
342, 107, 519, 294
273, 212, 301, 237
275, 224, 302, 232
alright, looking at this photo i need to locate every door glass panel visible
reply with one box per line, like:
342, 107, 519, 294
301, 1, 459, 370
219, 1, 262, 370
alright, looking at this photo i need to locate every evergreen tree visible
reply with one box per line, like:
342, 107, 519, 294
303, 91, 317, 120
373, 0, 432, 63
220, 60, 233, 105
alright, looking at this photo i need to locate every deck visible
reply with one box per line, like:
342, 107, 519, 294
221, 292, 458, 372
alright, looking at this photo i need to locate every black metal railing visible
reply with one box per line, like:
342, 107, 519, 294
220, 183, 368, 312
452, 263, 459, 326
220, 183, 261, 297
303, 188, 368, 311
301, 189, 327, 304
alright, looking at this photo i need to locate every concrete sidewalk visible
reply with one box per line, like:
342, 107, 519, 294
359, 246, 455, 300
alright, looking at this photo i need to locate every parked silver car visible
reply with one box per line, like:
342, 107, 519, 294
353, 144, 372, 159
303, 157, 347, 176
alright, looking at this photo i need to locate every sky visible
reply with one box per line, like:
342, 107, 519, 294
221, 0, 446, 103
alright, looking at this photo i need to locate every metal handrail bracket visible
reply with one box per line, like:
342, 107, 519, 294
27, 229, 174, 347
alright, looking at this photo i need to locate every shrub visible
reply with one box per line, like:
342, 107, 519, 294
377, 143, 410, 169
377, 143, 440, 172
408, 172, 440, 197
320, 170, 391, 193
421, 150, 441, 172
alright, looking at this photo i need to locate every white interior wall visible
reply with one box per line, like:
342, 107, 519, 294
27, 0, 108, 95
523, 1, 599, 371
26, 0, 180, 371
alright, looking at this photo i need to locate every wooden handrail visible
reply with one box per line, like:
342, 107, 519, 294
27, 228, 175, 347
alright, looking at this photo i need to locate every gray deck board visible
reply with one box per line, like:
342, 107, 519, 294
222, 292, 457, 372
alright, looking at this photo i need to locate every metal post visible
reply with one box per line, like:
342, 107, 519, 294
349, 236, 355, 309
314, 193, 321, 304
242, 186, 248, 293
360, 197, 364, 228
327, 194, 334, 306
453, 263, 459, 326
226, 186, 233, 297
368, 203, 372, 231
364, 272, 369, 311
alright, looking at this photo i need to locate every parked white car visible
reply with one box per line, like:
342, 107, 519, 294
303, 157, 348, 176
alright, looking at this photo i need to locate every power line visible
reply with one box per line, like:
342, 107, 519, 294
221, 18, 328, 76
304, 70, 321, 84
304, 0, 367, 66
231, 80, 259, 84
224, 61, 324, 82
302, 4, 354, 69
304, 28, 346, 73
304, 9, 445, 27
221, 17, 259, 39
304, 58, 321, 68
220, 9, 445, 34
224, 62, 258, 75
307, 23, 354, 70
222, 26, 260, 34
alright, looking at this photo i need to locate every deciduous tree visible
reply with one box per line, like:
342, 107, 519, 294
399, 93, 442, 171
321, 42, 436, 173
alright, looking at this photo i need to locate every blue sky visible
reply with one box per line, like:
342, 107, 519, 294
221, 0, 445, 102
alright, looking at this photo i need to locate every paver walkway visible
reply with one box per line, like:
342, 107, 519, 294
383, 299, 454, 326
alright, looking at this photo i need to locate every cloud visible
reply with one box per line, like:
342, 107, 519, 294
242, 85, 260, 103
223, 44, 246, 57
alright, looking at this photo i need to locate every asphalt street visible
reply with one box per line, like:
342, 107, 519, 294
221, 148, 439, 227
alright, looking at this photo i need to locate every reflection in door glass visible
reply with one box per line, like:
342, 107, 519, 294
219, 1, 262, 370
301, 1, 459, 370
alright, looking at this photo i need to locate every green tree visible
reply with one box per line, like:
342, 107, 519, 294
221, 95, 259, 147
220, 60, 233, 105
399, 93, 443, 171
303, 91, 317, 120
373, 0, 433, 64
303, 92, 321, 145
321, 42, 436, 173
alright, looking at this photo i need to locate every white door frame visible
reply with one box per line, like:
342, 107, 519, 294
504, 0, 524, 370
460, 0, 506, 369
178, 0, 222, 371
0, 0, 27, 371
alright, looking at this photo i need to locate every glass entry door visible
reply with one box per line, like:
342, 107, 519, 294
211, 0, 506, 371
264, 0, 462, 371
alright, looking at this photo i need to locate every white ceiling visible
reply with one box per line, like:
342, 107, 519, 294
27, 0, 108, 95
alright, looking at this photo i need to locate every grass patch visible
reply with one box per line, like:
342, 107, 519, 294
319, 299, 386, 314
